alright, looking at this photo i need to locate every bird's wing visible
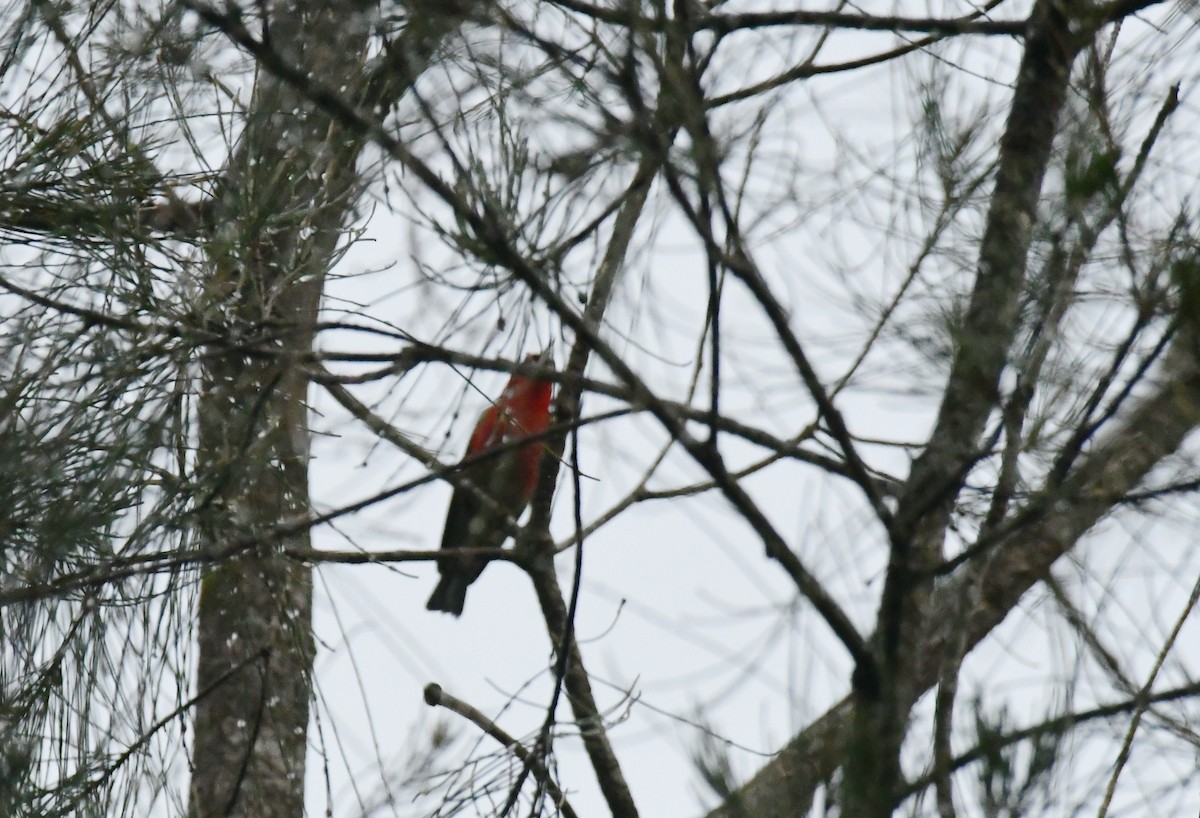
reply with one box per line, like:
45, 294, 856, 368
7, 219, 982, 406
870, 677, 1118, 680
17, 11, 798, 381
439, 479, 482, 552
468, 404, 505, 453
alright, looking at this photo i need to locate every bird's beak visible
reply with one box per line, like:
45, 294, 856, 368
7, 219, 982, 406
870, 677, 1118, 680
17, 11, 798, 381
535, 345, 554, 366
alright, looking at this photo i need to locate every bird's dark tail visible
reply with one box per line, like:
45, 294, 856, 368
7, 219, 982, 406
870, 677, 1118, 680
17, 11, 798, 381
426, 574, 470, 616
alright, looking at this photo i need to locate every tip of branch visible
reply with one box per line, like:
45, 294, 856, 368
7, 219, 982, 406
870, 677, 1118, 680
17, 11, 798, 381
423, 683, 443, 706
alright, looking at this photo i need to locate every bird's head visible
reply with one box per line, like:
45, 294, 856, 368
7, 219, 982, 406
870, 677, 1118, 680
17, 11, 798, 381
504, 347, 555, 415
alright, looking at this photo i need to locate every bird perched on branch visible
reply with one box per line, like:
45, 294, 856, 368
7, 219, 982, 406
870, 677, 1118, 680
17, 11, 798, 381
426, 350, 555, 616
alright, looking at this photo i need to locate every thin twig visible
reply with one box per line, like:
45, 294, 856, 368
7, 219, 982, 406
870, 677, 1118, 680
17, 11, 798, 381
424, 684, 580, 818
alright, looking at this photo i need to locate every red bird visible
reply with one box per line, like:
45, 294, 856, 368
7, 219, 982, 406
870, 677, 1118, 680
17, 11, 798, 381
426, 351, 555, 616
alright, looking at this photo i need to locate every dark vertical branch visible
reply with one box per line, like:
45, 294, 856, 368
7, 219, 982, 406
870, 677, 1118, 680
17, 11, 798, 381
886, 0, 1092, 565
524, 556, 641, 818
519, 138, 657, 818
848, 0, 1095, 812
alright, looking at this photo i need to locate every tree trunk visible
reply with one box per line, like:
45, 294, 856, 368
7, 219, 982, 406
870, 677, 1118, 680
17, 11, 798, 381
188, 5, 371, 816
185, 1, 470, 811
